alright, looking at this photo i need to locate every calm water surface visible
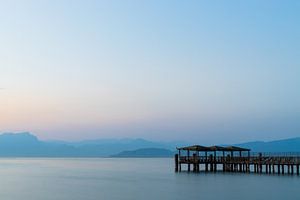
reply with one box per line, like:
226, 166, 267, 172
0, 158, 298, 200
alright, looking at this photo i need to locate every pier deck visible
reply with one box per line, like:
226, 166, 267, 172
175, 145, 300, 175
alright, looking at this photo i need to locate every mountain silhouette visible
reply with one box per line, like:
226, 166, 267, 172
0, 132, 299, 157
111, 148, 174, 158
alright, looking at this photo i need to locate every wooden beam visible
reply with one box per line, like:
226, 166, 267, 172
187, 150, 190, 172
175, 154, 179, 172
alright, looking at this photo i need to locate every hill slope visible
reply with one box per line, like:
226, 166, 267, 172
236, 137, 300, 152
111, 148, 174, 158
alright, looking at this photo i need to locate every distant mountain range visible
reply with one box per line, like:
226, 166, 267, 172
235, 137, 300, 152
111, 148, 174, 158
0, 132, 186, 157
0, 132, 299, 157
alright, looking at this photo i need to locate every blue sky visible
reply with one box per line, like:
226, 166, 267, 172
0, 0, 299, 143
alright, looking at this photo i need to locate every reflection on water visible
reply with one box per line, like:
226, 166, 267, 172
0, 158, 298, 200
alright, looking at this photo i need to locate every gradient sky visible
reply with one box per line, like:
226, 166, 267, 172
0, 0, 299, 144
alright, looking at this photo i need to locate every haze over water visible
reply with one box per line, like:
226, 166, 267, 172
0, 158, 298, 200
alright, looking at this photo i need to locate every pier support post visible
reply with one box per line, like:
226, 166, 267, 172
192, 153, 197, 172
242, 164, 245, 172
258, 153, 262, 174
209, 154, 213, 172
238, 151, 242, 173
246, 164, 250, 173
214, 151, 217, 172
205, 152, 208, 172
179, 163, 181, 172
175, 154, 179, 172
297, 165, 299, 175
282, 164, 284, 175
187, 150, 191, 172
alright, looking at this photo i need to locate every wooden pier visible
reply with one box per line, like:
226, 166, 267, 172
175, 145, 300, 175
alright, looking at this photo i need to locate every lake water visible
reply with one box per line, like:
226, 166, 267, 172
0, 158, 298, 200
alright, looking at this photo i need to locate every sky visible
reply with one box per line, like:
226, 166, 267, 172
0, 0, 299, 144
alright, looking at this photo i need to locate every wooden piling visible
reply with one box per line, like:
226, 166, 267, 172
193, 153, 196, 172
205, 152, 208, 172
179, 162, 181, 172
187, 150, 191, 172
175, 154, 179, 172
248, 163, 250, 173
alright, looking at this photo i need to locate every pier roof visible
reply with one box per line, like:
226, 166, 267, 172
176, 145, 209, 151
208, 146, 227, 151
177, 145, 250, 152
225, 146, 250, 151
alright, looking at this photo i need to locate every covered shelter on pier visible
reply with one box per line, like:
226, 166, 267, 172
175, 145, 251, 173
175, 145, 300, 175
176, 145, 251, 158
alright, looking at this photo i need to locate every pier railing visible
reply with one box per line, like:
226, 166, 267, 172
251, 152, 300, 157
176, 154, 300, 175
179, 155, 300, 165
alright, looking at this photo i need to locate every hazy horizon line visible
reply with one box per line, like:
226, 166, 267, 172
1, 131, 299, 145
